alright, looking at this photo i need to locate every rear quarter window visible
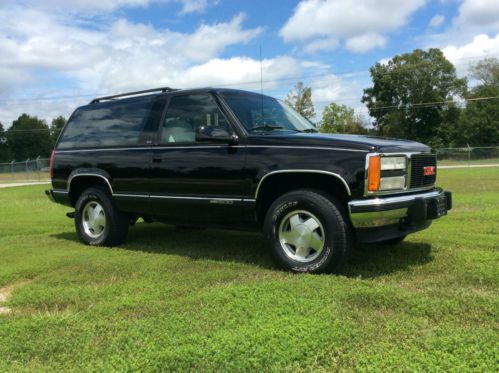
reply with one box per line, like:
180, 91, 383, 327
57, 96, 153, 149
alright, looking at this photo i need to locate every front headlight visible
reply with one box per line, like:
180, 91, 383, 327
381, 156, 406, 171
367, 155, 407, 192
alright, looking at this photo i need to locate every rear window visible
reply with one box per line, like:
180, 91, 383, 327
57, 96, 153, 149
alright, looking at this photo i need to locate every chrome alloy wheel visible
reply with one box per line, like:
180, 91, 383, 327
82, 201, 106, 239
278, 210, 325, 263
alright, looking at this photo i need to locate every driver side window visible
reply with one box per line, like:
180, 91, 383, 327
161, 94, 230, 143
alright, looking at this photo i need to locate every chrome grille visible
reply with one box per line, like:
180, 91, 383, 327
410, 154, 436, 189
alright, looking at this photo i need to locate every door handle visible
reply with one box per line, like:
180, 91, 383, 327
152, 157, 162, 163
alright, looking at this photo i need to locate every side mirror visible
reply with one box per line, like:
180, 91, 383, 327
195, 126, 239, 144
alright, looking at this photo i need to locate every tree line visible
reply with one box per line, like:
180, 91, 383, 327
0, 48, 498, 162
0, 115, 66, 162
285, 50, 498, 149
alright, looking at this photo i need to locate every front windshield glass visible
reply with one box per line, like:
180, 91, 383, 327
220, 92, 317, 133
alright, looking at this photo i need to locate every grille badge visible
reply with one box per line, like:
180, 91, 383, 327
424, 166, 436, 176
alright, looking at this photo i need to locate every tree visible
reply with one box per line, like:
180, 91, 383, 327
362, 48, 467, 147
452, 58, 499, 146
470, 57, 499, 86
50, 116, 66, 146
285, 82, 316, 120
456, 85, 499, 146
320, 103, 368, 134
6, 114, 52, 160
0, 122, 10, 162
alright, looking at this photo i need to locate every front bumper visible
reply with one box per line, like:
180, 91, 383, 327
349, 188, 452, 243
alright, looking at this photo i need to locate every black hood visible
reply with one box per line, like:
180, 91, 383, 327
249, 132, 431, 153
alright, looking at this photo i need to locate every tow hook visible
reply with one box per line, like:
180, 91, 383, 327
66, 211, 75, 219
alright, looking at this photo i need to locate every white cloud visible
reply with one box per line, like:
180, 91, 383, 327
345, 33, 386, 53
11, 0, 218, 15
178, 0, 218, 14
0, 4, 321, 126
429, 14, 445, 28
0, 8, 262, 83
455, 0, 499, 31
303, 37, 339, 54
280, 0, 425, 53
15, 0, 152, 13
420, 0, 499, 78
442, 34, 499, 75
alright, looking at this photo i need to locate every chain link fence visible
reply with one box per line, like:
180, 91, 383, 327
435, 146, 499, 167
0, 157, 50, 184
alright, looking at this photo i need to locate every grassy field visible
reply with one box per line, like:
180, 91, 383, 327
0, 169, 498, 372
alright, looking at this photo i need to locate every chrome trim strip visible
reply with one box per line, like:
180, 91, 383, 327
55, 145, 369, 154
112, 193, 149, 198
52, 189, 69, 195
245, 145, 368, 153
68, 173, 114, 194
350, 189, 442, 208
255, 170, 351, 198
113, 193, 256, 203
56, 146, 225, 153
149, 195, 241, 201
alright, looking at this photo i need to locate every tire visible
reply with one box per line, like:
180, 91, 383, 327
378, 235, 406, 245
74, 187, 129, 246
264, 189, 352, 274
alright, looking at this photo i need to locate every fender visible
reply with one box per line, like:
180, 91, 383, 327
67, 169, 113, 194
255, 170, 352, 200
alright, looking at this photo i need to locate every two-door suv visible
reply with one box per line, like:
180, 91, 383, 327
46, 87, 452, 273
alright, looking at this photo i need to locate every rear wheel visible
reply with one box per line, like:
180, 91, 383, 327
264, 189, 352, 274
75, 187, 129, 246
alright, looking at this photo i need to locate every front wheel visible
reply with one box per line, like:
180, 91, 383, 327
264, 189, 352, 274
74, 187, 129, 246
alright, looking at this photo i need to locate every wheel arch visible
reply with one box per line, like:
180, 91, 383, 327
255, 170, 351, 224
67, 170, 113, 206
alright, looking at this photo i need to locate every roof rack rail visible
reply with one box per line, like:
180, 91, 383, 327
90, 87, 178, 104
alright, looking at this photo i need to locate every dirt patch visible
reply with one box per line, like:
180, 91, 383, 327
0, 280, 30, 315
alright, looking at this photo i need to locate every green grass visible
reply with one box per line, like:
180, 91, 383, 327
0, 168, 498, 372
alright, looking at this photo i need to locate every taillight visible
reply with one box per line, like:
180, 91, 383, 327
49, 150, 55, 179
367, 155, 381, 192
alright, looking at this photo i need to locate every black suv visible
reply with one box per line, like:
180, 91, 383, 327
46, 87, 452, 273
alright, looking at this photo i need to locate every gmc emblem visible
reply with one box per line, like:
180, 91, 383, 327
424, 166, 436, 176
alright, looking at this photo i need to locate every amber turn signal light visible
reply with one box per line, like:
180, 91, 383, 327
368, 156, 381, 192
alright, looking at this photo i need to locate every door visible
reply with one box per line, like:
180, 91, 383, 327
150, 93, 251, 225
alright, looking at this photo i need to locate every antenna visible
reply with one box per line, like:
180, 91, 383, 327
259, 44, 264, 124
259, 45, 264, 96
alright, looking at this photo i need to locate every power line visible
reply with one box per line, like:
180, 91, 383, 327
4, 96, 498, 133
3, 128, 55, 133
357, 96, 499, 113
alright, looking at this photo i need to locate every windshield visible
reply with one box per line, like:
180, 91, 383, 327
220, 92, 317, 133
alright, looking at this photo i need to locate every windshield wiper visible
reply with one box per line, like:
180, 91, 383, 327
300, 128, 319, 133
248, 124, 285, 132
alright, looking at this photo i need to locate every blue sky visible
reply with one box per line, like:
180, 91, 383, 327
0, 0, 498, 126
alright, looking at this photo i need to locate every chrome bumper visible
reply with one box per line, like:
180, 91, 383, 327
348, 188, 452, 228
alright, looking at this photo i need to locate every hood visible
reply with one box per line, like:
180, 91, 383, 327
250, 132, 431, 153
